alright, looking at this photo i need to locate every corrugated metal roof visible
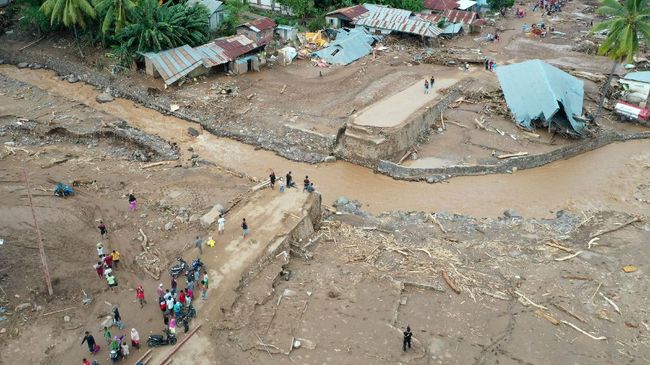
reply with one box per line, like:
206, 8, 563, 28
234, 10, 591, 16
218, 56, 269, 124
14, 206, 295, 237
423, 0, 457, 11
194, 42, 229, 67
496, 60, 585, 135
326, 4, 369, 21
186, 0, 223, 14
419, 9, 476, 25
354, 6, 442, 37
624, 71, 650, 83
312, 28, 376, 65
212, 34, 261, 60
143, 45, 203, 85
239, 17, 277, 32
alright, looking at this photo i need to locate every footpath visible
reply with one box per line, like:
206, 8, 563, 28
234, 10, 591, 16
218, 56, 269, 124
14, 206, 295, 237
149, 188, 321, 364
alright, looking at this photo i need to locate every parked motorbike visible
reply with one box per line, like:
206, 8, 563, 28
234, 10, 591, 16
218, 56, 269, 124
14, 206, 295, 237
147, 330, 177, 347
169, 258, 188, 278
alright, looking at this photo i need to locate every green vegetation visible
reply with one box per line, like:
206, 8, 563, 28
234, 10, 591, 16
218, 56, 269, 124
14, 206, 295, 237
19, 0, 55, 37
218, 0, 247, 36
117, 0, 209, 53
93, 0, 135, 35
487, 0, 514, 13
591, 0, 650, 122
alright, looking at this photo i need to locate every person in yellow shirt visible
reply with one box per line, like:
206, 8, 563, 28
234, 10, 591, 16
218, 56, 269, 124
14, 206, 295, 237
112, 250, 121, 269
206, 237, 215, 248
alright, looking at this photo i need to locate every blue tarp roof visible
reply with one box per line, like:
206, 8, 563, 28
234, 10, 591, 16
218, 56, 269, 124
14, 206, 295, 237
624, 71, 650, 83
496, 60, 585, 135
312, 28, 376, 65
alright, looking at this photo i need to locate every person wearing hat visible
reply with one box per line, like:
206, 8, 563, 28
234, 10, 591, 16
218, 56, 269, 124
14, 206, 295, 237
96, 243, 105, 258
156, 283, 164, 298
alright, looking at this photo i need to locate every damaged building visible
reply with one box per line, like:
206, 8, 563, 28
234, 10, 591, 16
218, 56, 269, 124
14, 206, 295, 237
496, 60, 586, 135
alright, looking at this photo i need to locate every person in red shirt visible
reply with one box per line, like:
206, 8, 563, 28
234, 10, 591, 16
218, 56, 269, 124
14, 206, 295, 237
94, 262, 104, 278
83, 358, 91, 365
103, 254, 113, 269
159, 298, 166, 313
178, 289, 186, 306
136, 285, 146, 308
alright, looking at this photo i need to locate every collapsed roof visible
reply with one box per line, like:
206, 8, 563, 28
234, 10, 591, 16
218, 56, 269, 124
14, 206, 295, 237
496, 60, 585, 135
312, 28, 378, 65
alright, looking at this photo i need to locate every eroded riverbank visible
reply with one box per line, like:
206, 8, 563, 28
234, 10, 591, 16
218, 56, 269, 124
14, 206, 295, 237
2, 65, 649, 218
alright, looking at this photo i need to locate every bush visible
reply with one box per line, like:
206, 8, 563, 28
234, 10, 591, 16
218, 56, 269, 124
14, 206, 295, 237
307, 16, 325, 31
19, 6, 53, 36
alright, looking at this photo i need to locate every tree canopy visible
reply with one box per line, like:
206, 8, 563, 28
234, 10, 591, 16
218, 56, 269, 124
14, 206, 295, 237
591, 0, 650, 62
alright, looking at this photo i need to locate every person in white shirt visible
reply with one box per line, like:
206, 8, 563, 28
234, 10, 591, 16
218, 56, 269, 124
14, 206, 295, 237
217, 215, 225, 235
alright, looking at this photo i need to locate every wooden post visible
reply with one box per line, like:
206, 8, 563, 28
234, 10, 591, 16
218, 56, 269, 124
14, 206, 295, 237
22, 165, 53, 296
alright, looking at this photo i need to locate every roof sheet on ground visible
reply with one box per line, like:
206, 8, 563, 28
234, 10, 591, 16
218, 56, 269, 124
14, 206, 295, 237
624, 71, 650, 83
353, 5, 442, 37
496, 59, 585, 134
312, 28, 376, 65
143, 45, 203, 85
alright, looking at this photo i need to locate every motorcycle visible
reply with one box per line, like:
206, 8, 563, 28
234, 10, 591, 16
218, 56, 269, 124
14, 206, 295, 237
147, 330, 177, 347
169, 258, 188, 278
110, 349, 123, 364
185, 258, 205, 281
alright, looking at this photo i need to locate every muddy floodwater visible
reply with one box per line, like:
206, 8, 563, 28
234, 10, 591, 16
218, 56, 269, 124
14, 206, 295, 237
3, 65, 650, 218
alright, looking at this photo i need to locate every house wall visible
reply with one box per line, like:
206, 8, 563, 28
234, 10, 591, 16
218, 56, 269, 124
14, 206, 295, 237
325, 16, 342, 28
208, 12, 219, 30
144, 58, 160, 78
246, 0, 292, 14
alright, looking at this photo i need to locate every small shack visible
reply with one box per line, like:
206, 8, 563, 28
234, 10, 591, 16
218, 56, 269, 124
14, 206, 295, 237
213, 34, 266, 74
496, 60, 585, 135
274, 25, 298, 42
187, 0, 225, 31
143, 45, 206, 85
237, 17, 277, 46
325, 4, 369, 29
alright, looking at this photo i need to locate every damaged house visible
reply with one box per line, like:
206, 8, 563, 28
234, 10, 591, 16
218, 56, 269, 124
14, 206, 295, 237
353, 5, 442, 39
311, 28, 378, 66
236, 17, 277, 46
142, 34, 266, 85
496, 60, 586, 135
325, 4, 369, 29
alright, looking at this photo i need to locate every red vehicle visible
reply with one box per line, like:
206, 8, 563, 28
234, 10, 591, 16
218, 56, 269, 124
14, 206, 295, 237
615, 101, 650, 121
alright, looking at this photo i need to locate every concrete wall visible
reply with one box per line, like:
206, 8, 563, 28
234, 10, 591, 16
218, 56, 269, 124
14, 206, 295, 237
337, 78, 472, 168
236, 192, 321, 291
377, 131, 650, 181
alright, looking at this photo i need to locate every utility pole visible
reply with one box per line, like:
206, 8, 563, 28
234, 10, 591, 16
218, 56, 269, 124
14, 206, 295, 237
22, 164, 53, 296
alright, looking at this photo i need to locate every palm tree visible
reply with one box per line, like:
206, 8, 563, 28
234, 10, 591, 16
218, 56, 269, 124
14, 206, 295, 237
94, 0, 136, 35
591, 0, 650, 122
41, 0, 97, 57
118, 0, 208, 53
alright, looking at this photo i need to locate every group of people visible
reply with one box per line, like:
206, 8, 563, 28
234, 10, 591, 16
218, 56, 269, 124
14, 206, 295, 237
423, 76, 436, 94
157, 274, 201, 335
268, 170, 317, 194
81, 195, 148, 363
484, 59, 497, 72
533, 0, 567, 15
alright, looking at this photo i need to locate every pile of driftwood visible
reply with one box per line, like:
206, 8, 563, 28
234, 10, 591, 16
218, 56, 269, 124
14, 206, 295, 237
134, 229, 164, 280
418, 48, 486, 65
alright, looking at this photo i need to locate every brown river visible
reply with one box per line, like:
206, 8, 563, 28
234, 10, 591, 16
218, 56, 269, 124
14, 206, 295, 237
2, 65, 649, 218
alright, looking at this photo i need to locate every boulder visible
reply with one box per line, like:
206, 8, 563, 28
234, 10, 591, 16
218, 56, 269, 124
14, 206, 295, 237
96, 93, 114, 103
336, 196, 349, 206
31, 64, 43, 70
200, 203, 224, 228
503, 209, 521, 218
164, 222, 174, 231
66, 74, 79, 83
323, 155, 336, 163
16, 62, 29, 69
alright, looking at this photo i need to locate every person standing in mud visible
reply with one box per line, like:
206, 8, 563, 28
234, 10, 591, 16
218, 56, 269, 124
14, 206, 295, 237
128, 193, 137, 211
98, 221, 108, 238
403, 326, 412, 351
286, 171, 295, 188
269, 170, 276, 190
